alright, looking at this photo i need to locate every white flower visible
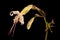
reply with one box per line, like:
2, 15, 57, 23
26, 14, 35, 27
10, 11, 24, 25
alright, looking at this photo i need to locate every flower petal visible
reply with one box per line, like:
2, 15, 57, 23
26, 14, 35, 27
19, 15, 24, 25
26, 17, 35, 30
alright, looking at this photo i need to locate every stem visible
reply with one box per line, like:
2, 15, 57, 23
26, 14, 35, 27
45, 31, 48, 40
12, 24, 16, 37
44, 17, 48, 40
8, 23, 16, 37
8, 24, 15, 35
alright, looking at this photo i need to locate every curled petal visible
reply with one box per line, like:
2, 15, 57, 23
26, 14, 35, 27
10, 11, 19, 16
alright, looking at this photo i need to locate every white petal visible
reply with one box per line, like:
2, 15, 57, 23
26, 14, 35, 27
19, 15, 24, 25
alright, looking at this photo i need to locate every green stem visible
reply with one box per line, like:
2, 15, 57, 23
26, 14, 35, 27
45, 31, 48, 40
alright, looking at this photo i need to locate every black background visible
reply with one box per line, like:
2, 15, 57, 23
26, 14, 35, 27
0, 0, 57, 40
